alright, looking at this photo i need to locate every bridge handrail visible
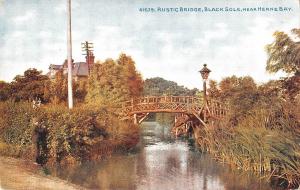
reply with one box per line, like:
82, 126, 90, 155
123, 96, 203, 107
123, 96, 229, 109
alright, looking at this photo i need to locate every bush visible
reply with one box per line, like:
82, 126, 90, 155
0, 101, 36, 147
0, 141, 21, 157
0, 101, 140, 166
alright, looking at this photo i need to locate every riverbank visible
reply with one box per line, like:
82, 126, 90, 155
0, 156, 85, 190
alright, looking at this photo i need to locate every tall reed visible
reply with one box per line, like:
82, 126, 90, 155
195, 103, 300, 187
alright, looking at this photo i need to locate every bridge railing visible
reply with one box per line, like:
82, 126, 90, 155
123, 96, 203, 106
206, 99, 229, 117
121, 96, 229, 118
123, 96, 228, 107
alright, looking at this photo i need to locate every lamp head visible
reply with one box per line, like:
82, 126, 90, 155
199, 64, 211, 80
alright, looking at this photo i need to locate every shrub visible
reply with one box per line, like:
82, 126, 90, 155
0, 101, 140, 166
0, 101, 36, 147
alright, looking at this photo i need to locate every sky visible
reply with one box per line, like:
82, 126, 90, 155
0, 0, 299, 89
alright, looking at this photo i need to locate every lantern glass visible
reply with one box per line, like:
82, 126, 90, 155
199, 64, 211, 80
201, 72, 209, 80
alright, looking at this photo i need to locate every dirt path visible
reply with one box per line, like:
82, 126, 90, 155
0, 156, 85, 190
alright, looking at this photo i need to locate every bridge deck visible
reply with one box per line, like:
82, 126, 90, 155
121, 96, 228, 121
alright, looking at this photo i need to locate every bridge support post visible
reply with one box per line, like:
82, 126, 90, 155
133, 114, 138, 125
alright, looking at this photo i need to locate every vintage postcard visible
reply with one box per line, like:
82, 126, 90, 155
0, 0, 299, 190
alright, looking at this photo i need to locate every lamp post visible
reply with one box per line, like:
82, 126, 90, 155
199, 64, 211, 122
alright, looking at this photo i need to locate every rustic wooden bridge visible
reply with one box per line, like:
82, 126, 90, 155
120, 96, 229, 127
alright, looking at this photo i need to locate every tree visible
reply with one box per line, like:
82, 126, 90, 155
45, 70, 87, 104
47, 70, 68, 104
86, 59, 126, 105
266, 29, 300, 75
117, 54, 143, 97
219, 76, 257, 98
74, 79, 87, 103
258, 80, 282, 98
143, 77, 198, 96
0, 81, 11, 101
266, 29, 300, 98
207, 80, 220, 99
86, 54, 143, 106
218, 76, 258, 125
10, 68, 49, 102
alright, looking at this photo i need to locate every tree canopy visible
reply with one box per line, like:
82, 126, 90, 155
266, 29, 300, 75
266, 28, 300, 99
0, 81, 10, 101
10, 68, 49, 102
86, 54, 143, 106
143, 77, 198, 96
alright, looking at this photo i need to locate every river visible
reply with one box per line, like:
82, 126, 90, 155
51, 122, 274, 190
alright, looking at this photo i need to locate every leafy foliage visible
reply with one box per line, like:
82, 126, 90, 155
0, 81, 11, 101
86, 54, 143, 106
210, 76, 259, 125
266, 28, 300, 99
266, 29, 300, 75
0, 101, 37, 159
0, 101, 35, 146
10, 69, 49, 102
117, 54, 143, 98
207, 80, 220, 98
143, 77, 198, 96
199, 74, 300, 187
46, 70, 68, 104
0, 102, 139, 165
44, 70, 87, 104
0, 53, 142, 165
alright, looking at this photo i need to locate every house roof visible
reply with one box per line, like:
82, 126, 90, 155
48, 62, 89, 78
49, 64, 63, 70
72, 62, 89, 76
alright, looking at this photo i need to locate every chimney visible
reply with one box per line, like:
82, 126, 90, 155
81, 41, 94, 74
86, 51, 94, 73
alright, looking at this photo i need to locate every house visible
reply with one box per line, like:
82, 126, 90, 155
48, 51, 95, 81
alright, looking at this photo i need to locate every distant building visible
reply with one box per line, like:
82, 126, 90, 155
47, 51, 95, 81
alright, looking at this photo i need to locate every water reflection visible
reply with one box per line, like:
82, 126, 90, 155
53, 122, 273, 190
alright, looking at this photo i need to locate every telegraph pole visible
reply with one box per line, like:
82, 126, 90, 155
81, 41, 94, 56
67, 0, 73, 109
81, 41, 94, 73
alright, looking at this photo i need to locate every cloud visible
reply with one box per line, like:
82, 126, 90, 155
54, 0, 80, 14
11, 30, 25, 38
0, 0, 5, 16
54, 2, 65, 13
12, 10, 36, 24
0, 0, 299, 88
195, 22, 229, 47
38, 31, 52, 39
89, 25, 136, 61
201, 16, 295, 84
